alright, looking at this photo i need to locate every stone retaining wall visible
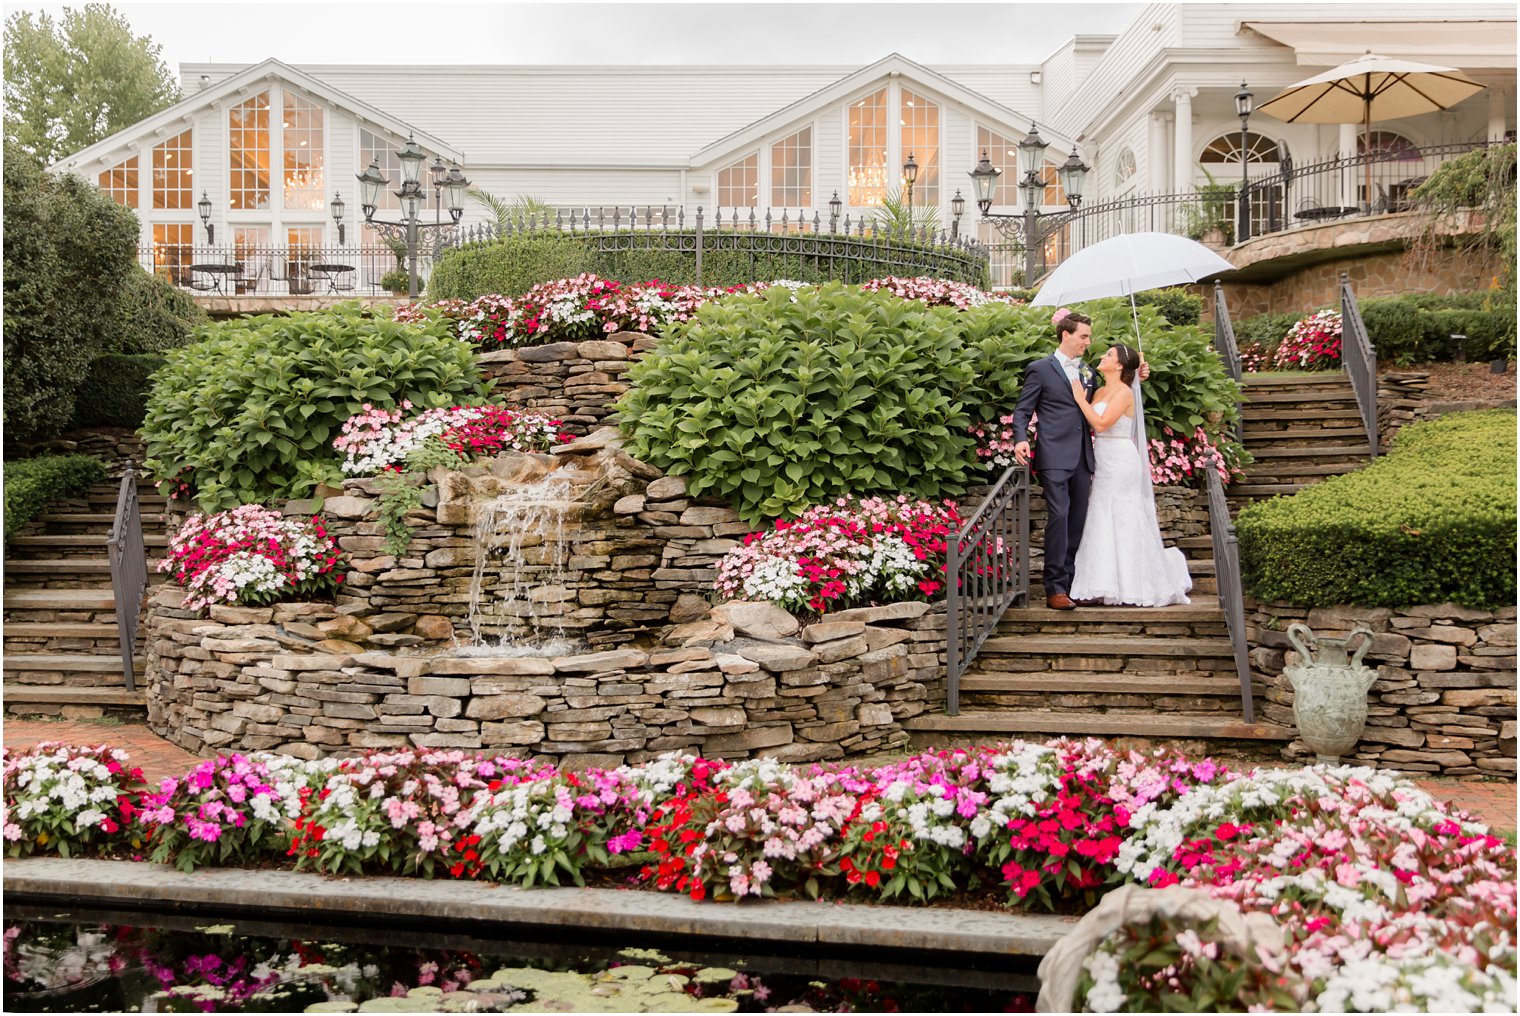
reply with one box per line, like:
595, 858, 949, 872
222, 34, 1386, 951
477, 333, 651, 437
142, 597, 944, 766
1377, 371, 1515, 449
1247, 600, 1518, 775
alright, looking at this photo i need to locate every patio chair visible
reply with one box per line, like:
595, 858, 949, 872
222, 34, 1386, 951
234, 261, 267, 296
186, 269, 219, 292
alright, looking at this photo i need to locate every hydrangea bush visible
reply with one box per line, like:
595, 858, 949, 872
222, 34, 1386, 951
1273, 309, 1343, 370
333, 402, 568, 475
713, 495, 961, 614
157, 505, 344, 611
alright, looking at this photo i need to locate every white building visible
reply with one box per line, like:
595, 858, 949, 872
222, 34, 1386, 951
51, 2, 1517, 290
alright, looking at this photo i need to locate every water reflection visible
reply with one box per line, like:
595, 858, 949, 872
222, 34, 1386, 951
3, 912, 1035, 1013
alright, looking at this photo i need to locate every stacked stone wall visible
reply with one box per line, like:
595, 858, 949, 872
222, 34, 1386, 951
477, 333, 651, 438
1248, 599, 1517, 775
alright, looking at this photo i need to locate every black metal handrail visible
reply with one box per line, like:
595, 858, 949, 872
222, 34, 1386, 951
1339, 272, 1379, 458
447, 206, 991, 287
945, 464, 1031, 715
1205, 468, 1254, 723
1212, 281, 1242, 383
106, 462, 148, 693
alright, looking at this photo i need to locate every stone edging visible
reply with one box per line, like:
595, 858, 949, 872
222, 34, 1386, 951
2, 858, 1074, 957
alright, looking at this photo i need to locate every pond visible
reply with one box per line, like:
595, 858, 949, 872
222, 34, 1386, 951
3, 907, 1037, 1013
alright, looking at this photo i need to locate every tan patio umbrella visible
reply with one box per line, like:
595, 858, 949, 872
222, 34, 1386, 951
1256, 52, 1485, 211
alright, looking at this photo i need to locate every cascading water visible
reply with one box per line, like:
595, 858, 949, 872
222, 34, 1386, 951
462, 478, 582, 656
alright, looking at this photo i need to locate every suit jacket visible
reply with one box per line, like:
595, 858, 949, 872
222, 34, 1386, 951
1010, 353, 1098, 473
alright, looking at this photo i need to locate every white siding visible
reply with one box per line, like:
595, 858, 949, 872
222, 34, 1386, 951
1178, 3, 1518, 48
1048, 3, 1182, 137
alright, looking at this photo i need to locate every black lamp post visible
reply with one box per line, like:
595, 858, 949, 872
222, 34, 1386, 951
950, 188, 965, 239
970, 123, 1088, 286
197, 191, 213, 244
828, 190, 842, 232
1235, 81, 1255, 243
902, 153, 918, 230
357, 134, 468, 298
330, 192, 346, 245
429, 153, 449, 227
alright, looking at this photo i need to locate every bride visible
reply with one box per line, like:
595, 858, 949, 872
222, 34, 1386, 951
1066, 344, 1193, 607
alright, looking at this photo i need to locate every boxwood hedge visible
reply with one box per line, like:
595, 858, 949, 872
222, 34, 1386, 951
70, 353, 166, 429
4, 454, 107, 543
1237, 409, 1516, 608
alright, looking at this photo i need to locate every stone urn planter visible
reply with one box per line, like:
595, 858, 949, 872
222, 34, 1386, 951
1284, 622, 1378, 764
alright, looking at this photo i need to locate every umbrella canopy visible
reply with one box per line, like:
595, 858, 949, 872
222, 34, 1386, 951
1029, 232, 1234, 307
1257, 53, 1485, 210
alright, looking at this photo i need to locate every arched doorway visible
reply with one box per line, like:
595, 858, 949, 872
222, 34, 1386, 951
1200, 131, 1286, 239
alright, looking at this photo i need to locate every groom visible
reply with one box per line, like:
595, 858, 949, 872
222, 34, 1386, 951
1011, 310, 1096, 610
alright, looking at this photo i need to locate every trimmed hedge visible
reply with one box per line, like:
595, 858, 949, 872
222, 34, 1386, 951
70, 354, 166, 429
619, 285, 1242, 523
428, 230, 990, 301
4, 454, 108, 543
142, 304, 489, 510
1237, 409, 1516, 608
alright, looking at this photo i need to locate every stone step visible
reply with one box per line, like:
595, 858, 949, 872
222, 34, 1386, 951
905, 710, 1294, 741
1242, 464, 1363, 481
1239, 373, 1351, 388
4, 653, 144, 674
38, 512, 167, 526
1228, 482, 1314, 499
1240, 407, 1363, 422
10, 534, 169, 548
6, 559, 117, 576
994, 597, 1222, 624
3, 589, 119, 611
977, 634, 1235, 659
2, 684, 146, 706
959, 672, 1245, 696
4, 623, 122, 640
1241, 426, 1370, 442
1247, 444, 1371, 459
1242, 390, 1358, 405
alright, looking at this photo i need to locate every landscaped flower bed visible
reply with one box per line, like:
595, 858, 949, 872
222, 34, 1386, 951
333, 401, 568, 475
1273, 309, 1343, 370
4, 740, 1514, 1010
157, 505, 345, 611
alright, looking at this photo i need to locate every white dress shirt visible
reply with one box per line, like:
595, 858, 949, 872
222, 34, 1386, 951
1055, 350, 1089, 384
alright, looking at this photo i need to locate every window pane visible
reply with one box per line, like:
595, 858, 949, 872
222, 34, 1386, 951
976, 126, 1021, 207
284, 92, 325, 211
99, 156, 139, 209
900, 89, 939, 207
717, 152, 759, 210
151, 223, 194, 284
229, 91, 271, 210
359, 128, 404, 211
770, 128, 812, 208
1200, 131, 1280, 164
848, 87, 888, 207
152, 129, 193, 210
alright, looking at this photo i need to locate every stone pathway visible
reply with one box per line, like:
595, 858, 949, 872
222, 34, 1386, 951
4, 720, 1515, 831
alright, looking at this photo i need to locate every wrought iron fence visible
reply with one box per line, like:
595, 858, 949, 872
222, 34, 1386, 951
139, 245, 419, 297
945, 464, 1031, 716
107, 463, 148, 694
1205, 468, 1255, 723
1213, 282, 1245, 444
1339, 272, 1379, 457
444, 205, 990, 287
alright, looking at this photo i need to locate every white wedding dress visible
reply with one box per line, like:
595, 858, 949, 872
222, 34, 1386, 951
1069, 400, 1193, 607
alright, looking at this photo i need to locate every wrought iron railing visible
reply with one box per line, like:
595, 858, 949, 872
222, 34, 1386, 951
945, 465, 1031, 715
106, 462, 148, 694
1205, 468, 1255, 723
139, 245, 418, 297
1339, 272, 1379, 458
445, 205, 990, 287
1212, 281, 1245, 444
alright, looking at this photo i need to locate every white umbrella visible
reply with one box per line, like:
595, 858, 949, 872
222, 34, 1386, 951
1029, 232, 1234, 349
1257, 53, 1485, 211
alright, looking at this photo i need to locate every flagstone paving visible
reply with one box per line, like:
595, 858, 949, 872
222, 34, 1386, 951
4, 719, 1515, 831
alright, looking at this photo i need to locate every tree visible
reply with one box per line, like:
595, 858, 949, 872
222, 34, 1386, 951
4, 4, 180, 167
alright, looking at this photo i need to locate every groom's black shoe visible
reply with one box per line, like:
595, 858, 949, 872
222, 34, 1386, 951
1046, 593, 1076, 610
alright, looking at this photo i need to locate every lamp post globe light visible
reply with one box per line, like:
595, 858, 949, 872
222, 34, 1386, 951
828, 190, 842, 232
197, 191, 214, 243
1235, 81, 1255, 242
902, 153, 918, 230
970, 123, 1088, 287
357, 133, 469, 299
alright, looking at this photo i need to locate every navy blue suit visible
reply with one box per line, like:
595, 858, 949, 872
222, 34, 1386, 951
1011, 354, 1098, 597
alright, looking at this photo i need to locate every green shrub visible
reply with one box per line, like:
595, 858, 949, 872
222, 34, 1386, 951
619, 286, 1242, 524
618, 283, 978, 523
3, 454, 107, 542
142, 304, 489, 510
1234, 312, 1299, 354
1359, 291, 1517, 364
70, 354, 166, 429
115, 267, 205, 354
379, 270, 410, 295
428, 230, 989, 301
1237, 409, 1516, 608
998, 287, 1203, 328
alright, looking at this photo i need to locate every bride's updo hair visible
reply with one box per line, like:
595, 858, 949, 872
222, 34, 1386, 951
1112, 344, 1142, 385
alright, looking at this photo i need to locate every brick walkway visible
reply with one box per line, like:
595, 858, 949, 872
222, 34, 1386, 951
4, 720, 1516, 831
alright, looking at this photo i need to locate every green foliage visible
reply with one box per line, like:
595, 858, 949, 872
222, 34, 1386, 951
1182, 169, 1238, 243
1002, 287, 1202, 327
4, 141, 139, 443
1410, 143, 1516, 297
141, 304, 490, 510
1233, 311, 1299, 354
375, 437, 468, 555
115, 266, 206, 354
867, 187, 941, 239
619, 284, 977, 523
619, 286, 1242, 524
379, 269, 410, 295
70, 354, 165, 429
467, 189, 556, 230
1238, 409, 1516, 608
427, 229, 989, 300
1358, 290, 1517, 365
3, 454, 107, 542
3, 3, 180, 167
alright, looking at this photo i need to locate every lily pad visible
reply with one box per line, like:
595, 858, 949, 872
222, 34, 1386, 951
357, 999, 434, 1013
407, 986, 445, 999
617, 947, 672, 964
691, 967, 739, 985
305, 1003, 360, 1014
604, 964, 656, 981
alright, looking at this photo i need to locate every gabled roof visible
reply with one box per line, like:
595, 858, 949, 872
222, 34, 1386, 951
690, 52, 1072, 167
49, 58, 462, 173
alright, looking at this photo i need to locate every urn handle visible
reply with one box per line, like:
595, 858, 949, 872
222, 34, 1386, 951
1286, 622, 1316, 662
1347, 623, 1375, 669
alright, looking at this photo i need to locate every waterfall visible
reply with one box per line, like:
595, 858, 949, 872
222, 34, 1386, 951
462, 478, 581, 656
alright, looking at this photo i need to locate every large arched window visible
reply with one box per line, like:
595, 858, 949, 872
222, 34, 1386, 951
1200, 131, 1280, 164
1357, 131, 1420, 162
1113, 147, 1137, 189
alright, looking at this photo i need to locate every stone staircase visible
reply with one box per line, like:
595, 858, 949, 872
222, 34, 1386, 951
1233, 373, 1373, 507
3, 479, 167, 718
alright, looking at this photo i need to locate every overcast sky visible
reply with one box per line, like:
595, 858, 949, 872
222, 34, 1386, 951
3, 1, 1146, 68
